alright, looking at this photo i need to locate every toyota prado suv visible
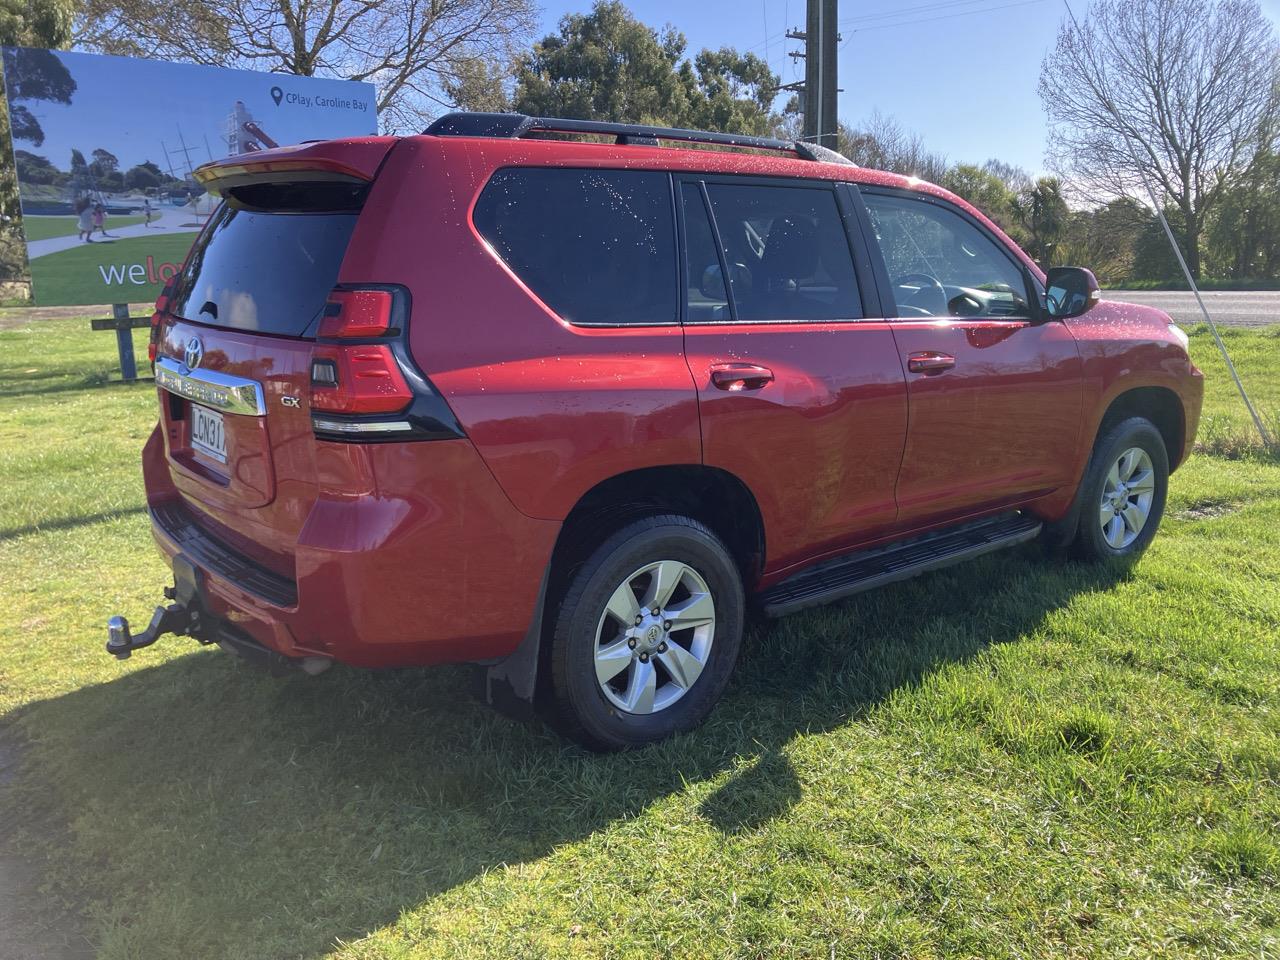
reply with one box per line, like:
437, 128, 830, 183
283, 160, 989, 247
107, 112, 1204, 750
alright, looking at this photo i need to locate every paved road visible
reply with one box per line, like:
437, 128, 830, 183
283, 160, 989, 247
1105, 290, 1280, 329
25, 208, 202, 260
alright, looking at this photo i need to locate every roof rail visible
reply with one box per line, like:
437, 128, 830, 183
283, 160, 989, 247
422, 112, 854, 166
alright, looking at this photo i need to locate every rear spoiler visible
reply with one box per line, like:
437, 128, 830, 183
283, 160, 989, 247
194, 138, 396, 196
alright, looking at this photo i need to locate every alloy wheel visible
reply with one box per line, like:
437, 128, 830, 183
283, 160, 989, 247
1099, 446, 1156, 549
593, 559, 716, 715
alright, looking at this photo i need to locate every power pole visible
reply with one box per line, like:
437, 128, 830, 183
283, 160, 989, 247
785, 0, 840, 149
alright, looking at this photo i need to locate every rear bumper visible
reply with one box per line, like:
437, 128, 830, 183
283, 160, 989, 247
142, 426, 560, 668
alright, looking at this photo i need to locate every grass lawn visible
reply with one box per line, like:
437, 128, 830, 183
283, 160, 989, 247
21, 215, 148, 242
1, 319, 1278, 959
27, 233, 197, 306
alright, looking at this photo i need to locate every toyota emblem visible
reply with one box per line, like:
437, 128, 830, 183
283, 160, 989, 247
183, 336, 204, 370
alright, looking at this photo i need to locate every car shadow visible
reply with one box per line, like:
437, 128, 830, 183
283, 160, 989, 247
2, 545, 1130, 957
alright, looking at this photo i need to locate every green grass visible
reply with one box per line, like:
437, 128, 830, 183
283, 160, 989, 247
21, 215, 148, 242
1, 319, 1279, 959
27, 233, 197, 306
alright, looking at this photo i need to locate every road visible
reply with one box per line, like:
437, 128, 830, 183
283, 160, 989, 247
1105, 290, 1280, 329
25, 207, 202, 260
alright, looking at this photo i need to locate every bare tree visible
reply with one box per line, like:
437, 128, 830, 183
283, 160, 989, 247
838, 111, 949, 183
1039, 0, 1279, 279
75, 0, 537, 132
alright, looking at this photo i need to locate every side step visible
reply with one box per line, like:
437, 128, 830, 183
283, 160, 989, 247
758, 511, 1042, 617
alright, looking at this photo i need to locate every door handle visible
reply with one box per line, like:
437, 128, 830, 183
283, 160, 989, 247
907, 351, 956, 374
710, 362, 774, 391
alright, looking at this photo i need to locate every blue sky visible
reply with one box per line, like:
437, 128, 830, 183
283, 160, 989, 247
539, 0, 1280, 174
8, 49, 376, 176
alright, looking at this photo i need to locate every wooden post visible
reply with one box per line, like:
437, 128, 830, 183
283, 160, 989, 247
112, 303, 136, 382
91, 306, 151, 383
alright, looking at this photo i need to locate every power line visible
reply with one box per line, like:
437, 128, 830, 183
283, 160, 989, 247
840, 0, 1050, 47
840, 0, 1020, 26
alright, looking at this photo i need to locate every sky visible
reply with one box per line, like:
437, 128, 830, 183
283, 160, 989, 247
538, 0, 1280, 175
6, 49, 376, 178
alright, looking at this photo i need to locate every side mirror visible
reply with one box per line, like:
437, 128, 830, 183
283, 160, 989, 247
1044, 266, 1101, 319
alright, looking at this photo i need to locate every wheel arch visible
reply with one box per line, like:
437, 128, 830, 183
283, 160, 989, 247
483, 464, 765, 716
1095, 385, 1187, 469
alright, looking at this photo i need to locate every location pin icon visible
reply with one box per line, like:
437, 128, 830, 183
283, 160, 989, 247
270, 86, 283, 106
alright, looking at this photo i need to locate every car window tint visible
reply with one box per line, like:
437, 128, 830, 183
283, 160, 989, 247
473, 168, 677, 326
703, 182, 861, 322
862, 192, 1032, 319
681, 183, 730, 323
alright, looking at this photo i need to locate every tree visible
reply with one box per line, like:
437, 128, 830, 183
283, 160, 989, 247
0, 0, 74, 48
90, 147, 119, 178
0, 5, 75, 283
443, 55, 512, 112
1205, 147, 1280, 280
679, 47, 780, 136
1039, 0, 1280, 279
124, 162, 161, 191
835, 112, 948, 182
13, 150, 61, 185
1058, 197, 1149, 285
1014, 176, 1070, 267
512, 2, 781, 134
75, 0, 537, 132
942, 163, 1022, 238
2, 46, 76, 148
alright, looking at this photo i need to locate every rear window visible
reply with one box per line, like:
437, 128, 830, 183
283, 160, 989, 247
169, 201, 358, 336
473, 168, 677, 326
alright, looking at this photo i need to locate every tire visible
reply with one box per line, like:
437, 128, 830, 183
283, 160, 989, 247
546, 515, 744, 751
1070, 416, 1169, 561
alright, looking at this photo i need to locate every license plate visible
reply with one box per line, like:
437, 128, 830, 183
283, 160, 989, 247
190, 404, 227, 463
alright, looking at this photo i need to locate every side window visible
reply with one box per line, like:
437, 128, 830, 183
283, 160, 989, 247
473, 168, 676, 326
680, 183, 730, 322
861, 192, 1033, 319
701, 182, 862, 322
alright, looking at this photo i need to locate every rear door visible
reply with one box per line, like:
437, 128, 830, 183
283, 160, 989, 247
154, 155, 390, 577
856, 188, 1083, 527
678, 176, 909, 575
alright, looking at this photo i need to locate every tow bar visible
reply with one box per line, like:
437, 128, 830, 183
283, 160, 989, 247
106, 556, 213, 659
105, 554, 332, 675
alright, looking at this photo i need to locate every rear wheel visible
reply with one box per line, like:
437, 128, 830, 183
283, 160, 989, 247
546, 515, 744, 751
1070, 417, 1169, 561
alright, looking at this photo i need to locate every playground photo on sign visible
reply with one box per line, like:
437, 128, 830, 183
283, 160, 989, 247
1, 48, 377, 306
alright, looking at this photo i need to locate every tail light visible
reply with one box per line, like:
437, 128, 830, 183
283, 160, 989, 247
148, 280, 175, 364
309, 286, 414, 432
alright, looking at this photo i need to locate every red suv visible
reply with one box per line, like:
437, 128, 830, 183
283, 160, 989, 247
107, 113, 1203, 749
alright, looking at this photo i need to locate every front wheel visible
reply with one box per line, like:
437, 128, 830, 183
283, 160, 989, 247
1071, 416, 1169, 561
546, 515, 744, 751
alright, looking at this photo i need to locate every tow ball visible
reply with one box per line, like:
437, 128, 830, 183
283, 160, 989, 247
106, 556, 213, 660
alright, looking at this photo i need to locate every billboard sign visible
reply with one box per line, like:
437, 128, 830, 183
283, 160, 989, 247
1, 48, 377, 306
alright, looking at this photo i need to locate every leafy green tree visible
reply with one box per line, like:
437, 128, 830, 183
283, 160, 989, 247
0, 0, 74, 48
1056, 197, 1147, 285
678, 47, 779, 136
90, 147, 119, 178
1131, 205, 1188, 281
443, 55, 512, 113
1014, 176, 1070, 267
513, 1, 780, 133
0, 35, 76, 283
124, 162, 161, 191
13, 149, 60, 185
942, 163, 1021, 238
1205, 148, 1280, 280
